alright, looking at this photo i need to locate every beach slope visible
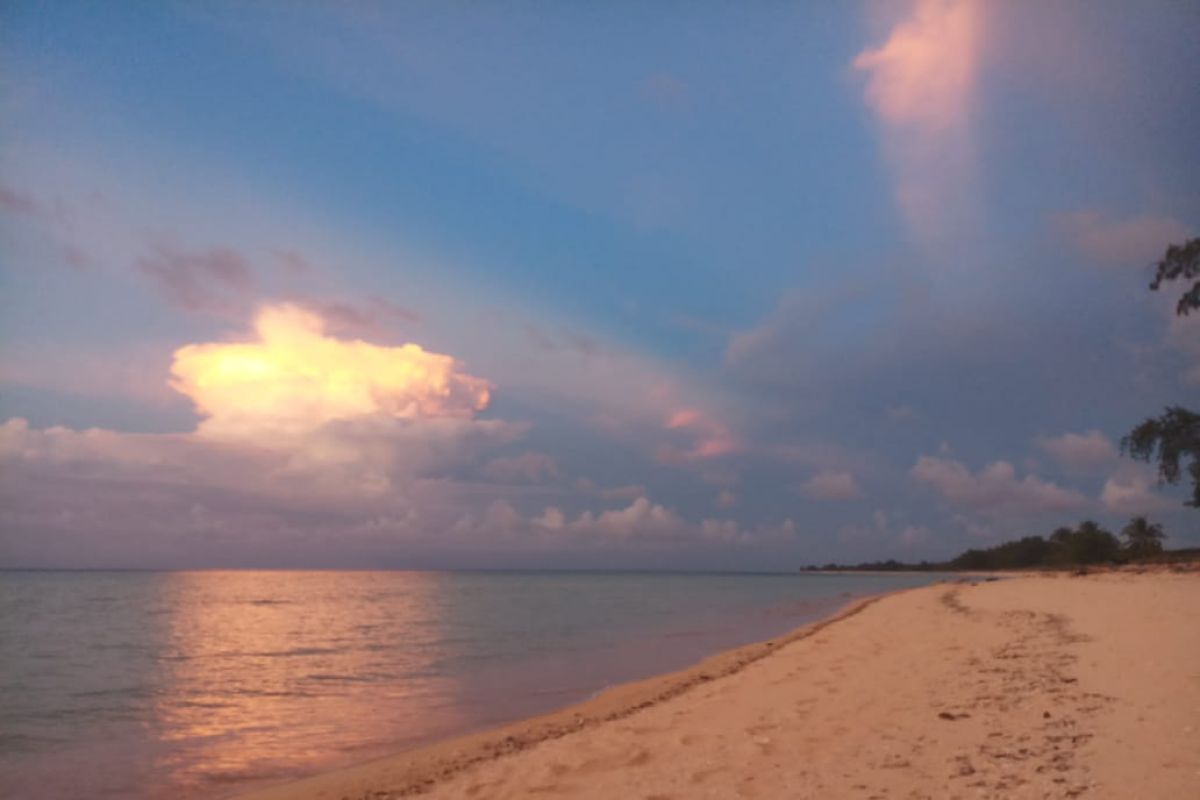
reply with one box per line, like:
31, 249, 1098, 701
240, 571, 1198, 799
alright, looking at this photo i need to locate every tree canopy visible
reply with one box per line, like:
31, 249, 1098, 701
950, 520, 1122, 570
1149, 237, 1200, 316
1120, 516, 1166, 559
1123, 239, 1200, 507
1122, 407, 1200, 507
800, 516, 1181, 572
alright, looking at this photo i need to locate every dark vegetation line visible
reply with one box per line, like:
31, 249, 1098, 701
806, 240, 1200, 574
802, 517, 1200, 572
801, 516, 1200, 572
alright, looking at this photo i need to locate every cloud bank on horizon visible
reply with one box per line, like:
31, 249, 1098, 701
1, 0, 1197, 568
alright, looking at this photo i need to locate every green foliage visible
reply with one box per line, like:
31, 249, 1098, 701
1121, 406, 1200, 507
801, 519, 1184, 572
1120, 515, 1166, 559
951, 536, 1054, 570
1063, 520, 1123, 564
948, 521, 1121, 570
1124, 239, 1200, 508
1149, 237, 1200, 316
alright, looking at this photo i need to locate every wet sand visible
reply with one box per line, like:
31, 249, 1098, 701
238, 570, 1199, 799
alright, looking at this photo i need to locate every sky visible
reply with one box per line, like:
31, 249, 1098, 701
1, 1, 1198, 570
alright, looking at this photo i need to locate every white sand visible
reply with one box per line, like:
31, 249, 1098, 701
239, 570, 1199, 799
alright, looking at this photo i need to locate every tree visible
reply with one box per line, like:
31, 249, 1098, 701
1043, 521, 1121, 566
1122, 406, 1200, 507
1149, 237, 1199, 316
1065, 520, 1122, 565
1120, 516, 1166, 559
1122, 239, 1200, 507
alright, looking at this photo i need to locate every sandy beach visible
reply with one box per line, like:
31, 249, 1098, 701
238, 570, 1199, 800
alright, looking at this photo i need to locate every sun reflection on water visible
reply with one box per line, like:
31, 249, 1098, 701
148, 572, 472, 797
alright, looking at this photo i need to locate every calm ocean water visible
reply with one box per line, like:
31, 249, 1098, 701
0, 570, 948, 799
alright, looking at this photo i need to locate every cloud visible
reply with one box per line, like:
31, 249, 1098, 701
297, 296, 421, 337
1056, 210, 1190, 268
0, 183, 42, 218
0, 181, 103, 269
568, 496, 684, 539
171, 303, 492, 441
802, 470, 862, 501
1036, 430, 1118, 472
270, 248, 316, 277
136, 243, 255, 313
493, 314, 739, 471
658, 407, 739, 463
530, 496, 797, 549
1100, 469, 1174, 516
853, 0, 981, 246
483, 452, 560, 484
911, 454, 1086, 515
0, 303, 515, 543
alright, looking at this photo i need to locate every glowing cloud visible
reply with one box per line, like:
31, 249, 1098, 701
660, 407, 739, 462
853, 0, 981, 245
171, 304, 492, 439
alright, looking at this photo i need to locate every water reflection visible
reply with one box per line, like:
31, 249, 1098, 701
1, 570, 948, 800
149, 572, 472, 797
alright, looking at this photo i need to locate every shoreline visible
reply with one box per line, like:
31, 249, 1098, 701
234, 582, 935, 800
238, 569, 1198, 799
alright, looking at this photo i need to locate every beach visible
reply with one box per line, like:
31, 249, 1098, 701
239, 570, 1199, 800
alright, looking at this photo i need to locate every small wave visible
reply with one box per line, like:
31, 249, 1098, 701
304, 672, 391, 684
255, 647, 340, 658
175, 700, 236, 709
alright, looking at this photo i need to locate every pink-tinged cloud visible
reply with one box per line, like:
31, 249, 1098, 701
136, 243, 255, 313
483, 451, 560, 484
0, 184, 41, 217
171, 303, 492, 441
529, 496, 795, 547
1, 305, 518, 512
802, 470, 863, 501
911, 454, 1086, 514
1100, 468, 1174, 515
853, 0, 981, 246
0, 182, 101, 269
1056, 210, 1190, 268
299, 296, 422, 337
270, 248, 316, 277
1036, 430, 1118, 472
659, 407, 739, 462
535, 496, 683, 539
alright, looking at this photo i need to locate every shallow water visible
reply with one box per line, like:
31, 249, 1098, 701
0, 570, 949, 799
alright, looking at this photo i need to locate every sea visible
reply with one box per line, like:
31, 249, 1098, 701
0, 570, 951, 799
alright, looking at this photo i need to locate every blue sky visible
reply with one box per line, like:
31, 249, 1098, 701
1, 1, 1197, 569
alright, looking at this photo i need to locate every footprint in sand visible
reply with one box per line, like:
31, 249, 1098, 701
690, 766, 727, 784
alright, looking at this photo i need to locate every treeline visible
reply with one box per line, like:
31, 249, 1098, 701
802, 516, 1179, 572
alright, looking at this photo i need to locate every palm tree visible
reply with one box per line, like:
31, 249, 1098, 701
1120, 516, 1166, 560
